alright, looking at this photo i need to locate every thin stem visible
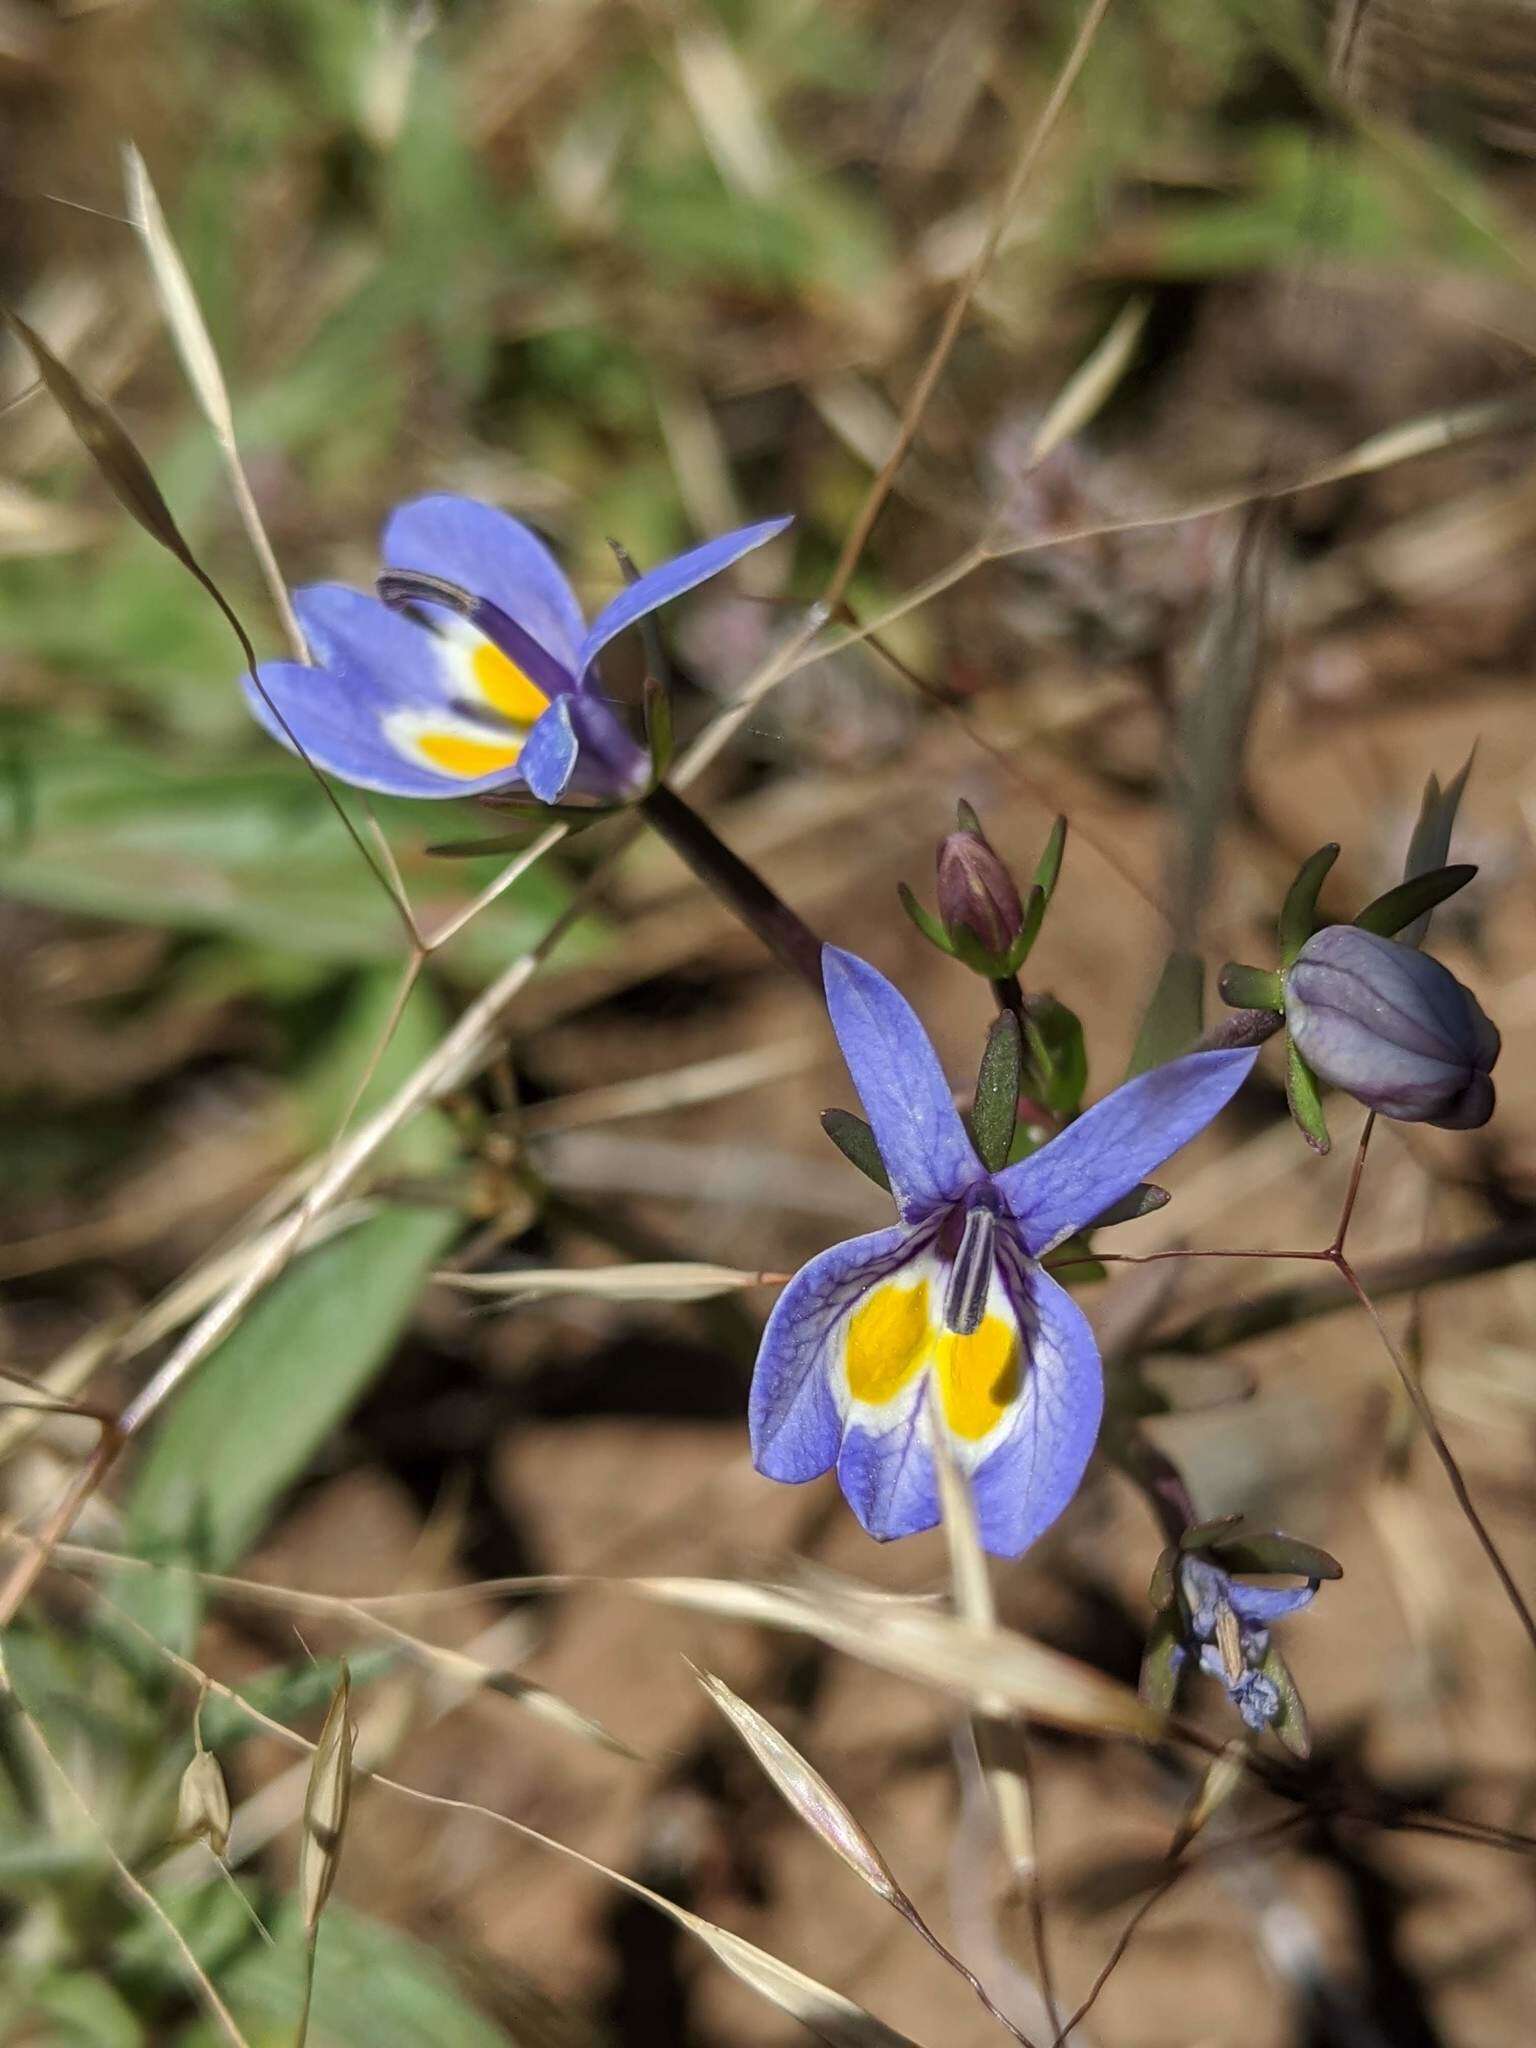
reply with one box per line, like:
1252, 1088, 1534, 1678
638, 783, 826, 994
1334, 1253, 1536, 1660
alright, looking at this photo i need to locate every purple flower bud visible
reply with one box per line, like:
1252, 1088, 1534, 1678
1285, 924, 1499, 1130
935, 824, 1026, 961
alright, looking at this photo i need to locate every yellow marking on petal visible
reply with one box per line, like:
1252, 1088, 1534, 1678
845, 1281, 930, 1408
936, 1315, 1021, 1441
471, 641, 549, 724
415, 730, 524, 779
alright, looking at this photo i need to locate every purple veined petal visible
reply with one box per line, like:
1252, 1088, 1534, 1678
246, 585, 529, 798
750, 1222, 922, 1483
575, 516, 793, 681
837, 1408, 941, 1543
822, 947, 981, 1223
1225, 1579, 1318, 1625
517, 697, 582, 804
965, 1251, 1104, 1558
383, 495, 587, 671
997, 1046, 1259, 1256
245, 661, 523, 797
292, 583, 457, 710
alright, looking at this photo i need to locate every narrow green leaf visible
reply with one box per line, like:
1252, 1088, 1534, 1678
896, 881, 953, 956
1084, 1182, 1169, 1230
820, 1109, 891, 1192
1278, 843, 1340, 965
1024, 995, 1088, 1117
1259, 1642, 1311, 1757
1139, 1606, 1184, 1715
1206, 1531, 1343, 1580
1147, 1545, 1179, 1613
1285, 1039, 1331, 1154
1401, 749, 1474, 944
1127, 951, 1204, 1076
1353, 863, 1476, 939
1031, 815, 1068, 903
1217, 961, 1284, 1012
1006, 882, 1048, 971
970, 1012, 1022, 1172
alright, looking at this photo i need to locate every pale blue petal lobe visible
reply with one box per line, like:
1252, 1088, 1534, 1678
292, 583, 452, 709
383, 494, 586, 669
968, 1255, 1104, 1558
822, 947, 980, 1222
518, 698, 581, 803
577, 516, 793, 679
997, 1047, 1258, 1255
243, 660, 471, 797
837, 1409, 939, 1542
1227, 1581, 1318, 1624
750, 1224, 919, 1483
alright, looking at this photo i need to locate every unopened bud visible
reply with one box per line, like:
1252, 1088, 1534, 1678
1285, 924, 1499, 1130
176, 1747, 231, 1860
936, 823, 1026, 962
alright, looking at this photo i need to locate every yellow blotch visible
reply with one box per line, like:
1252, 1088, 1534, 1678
845, 1281, 930, 1408
416, 730, 524, 779
936, 1316, 1021, 1441
471, 641, 549, 725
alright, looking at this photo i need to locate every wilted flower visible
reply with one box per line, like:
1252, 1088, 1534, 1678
1169, 1554, 1317, 1733
1285, 924, 1499, 1130
936, 821, 1027, 964
244, 496, 790, 805
748, 948, 1256, 1556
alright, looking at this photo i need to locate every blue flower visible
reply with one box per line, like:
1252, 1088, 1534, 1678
749, 949, 1258, 1556
244, 496, 791, 805
1170, 1554, 1317, 1732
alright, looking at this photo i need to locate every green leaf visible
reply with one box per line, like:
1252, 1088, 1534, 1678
1278, 843, 1340, 965
1126, 951, 1204, 1076
820, 1109, 891, 1192
1401, 751, 1474, 944
1024, 996, 1088, 1118
1031, 816, 1068, 904
895, 881, 953, 956
1217, 961, 1284, 1012
1258, 1642, 1311, 1758
1084, 1182, 1169, 1230
182, 1901, 519, 2048
1006, 883, 1048, 972
0, 736, 593, 987
1285, 1038, 1331, 1154
126, 1202, 457, 1583
18, 1970, 145, 2047
1139, 1606, 1184, 1715
1353, 863, 1476, 939
1206, 1531, 1343, 1580
1147, 1545, 1179, 1613
970, 1012, 1022, 1172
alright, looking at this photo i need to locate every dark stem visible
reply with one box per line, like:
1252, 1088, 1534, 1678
638, 783, 826, 996
1192, 1007, 1284, 1053
1155, 1216, 1536, 1354
1107, 1423, 1197, 1546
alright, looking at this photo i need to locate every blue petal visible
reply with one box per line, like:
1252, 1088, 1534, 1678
293, 583, 453, 708
996, 1047, 1258, 1255
518, 698, 581, 804
837, 1408, 940, 1543
244, 660, 476, 797
245, 587, 523, 798
383, 495, 586, 670
576, 516, 792, 680
1227, 1580, 1318, 1625
750, 1223, 921, 1483
967, 1252, 1104, 1557
822, 947, 981, 1223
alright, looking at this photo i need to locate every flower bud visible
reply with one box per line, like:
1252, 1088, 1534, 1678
935, 823, 1026, 963
1285, 924, 1499, 1129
